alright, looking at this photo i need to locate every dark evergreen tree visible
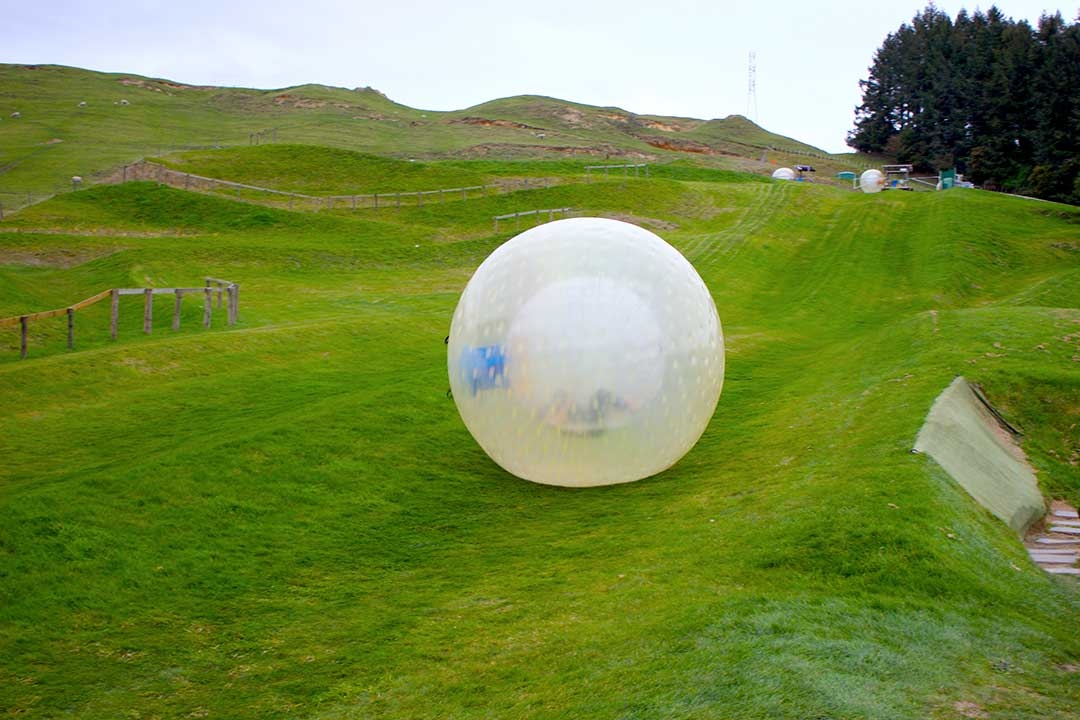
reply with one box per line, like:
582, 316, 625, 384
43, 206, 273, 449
848, 4, 1080, 203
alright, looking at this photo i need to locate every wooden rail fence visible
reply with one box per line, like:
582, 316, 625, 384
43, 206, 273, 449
584, 163, 649, 182
1, 277, 239, 359
493, 207, 574, 232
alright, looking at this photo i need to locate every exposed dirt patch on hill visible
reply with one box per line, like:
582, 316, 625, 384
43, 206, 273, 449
640, 136, 715, 154
556, 106, 591, 127
641, 118, 698, 132
449, 117, 545, 131
274, 94, 328, 109
459, 143, 652, 159
118, 78, 214, 94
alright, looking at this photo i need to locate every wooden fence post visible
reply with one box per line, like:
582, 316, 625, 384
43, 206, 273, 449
110, 289, 119, 339
228, 284, 238, 325
20, 316, 27, 359
67, 307, 74, 350
143, 288, 153, 334
203, 288, 212, 328
173, 289, 183, 330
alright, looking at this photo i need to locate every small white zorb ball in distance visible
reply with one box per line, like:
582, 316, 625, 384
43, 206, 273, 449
447, 217, 724, 487
772, 167, 796, 181
860, 168, 885, 194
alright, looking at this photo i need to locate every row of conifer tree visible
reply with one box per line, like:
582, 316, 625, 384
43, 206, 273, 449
848, 5, 1080, 204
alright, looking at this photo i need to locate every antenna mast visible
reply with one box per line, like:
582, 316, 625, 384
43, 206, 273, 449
746, 51, 758, 122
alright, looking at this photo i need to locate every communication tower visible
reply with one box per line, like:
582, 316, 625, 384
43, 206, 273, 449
746, 51, 758, 122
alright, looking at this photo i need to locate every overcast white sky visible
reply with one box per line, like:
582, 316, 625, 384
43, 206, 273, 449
4, 1, 1075, 153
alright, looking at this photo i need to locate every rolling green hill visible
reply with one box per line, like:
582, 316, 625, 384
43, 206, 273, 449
0, 63, 845, 199
1, 64, 1079, 720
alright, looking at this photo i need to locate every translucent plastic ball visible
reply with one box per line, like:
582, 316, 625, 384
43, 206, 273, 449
860, 168, 885, 194
447, 217, 724, 487
772, 167, 796, 181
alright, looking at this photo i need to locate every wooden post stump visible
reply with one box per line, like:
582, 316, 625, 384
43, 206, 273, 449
143, 289, 153, 334
110, 289, 119, 339
173, 289, 183, 331
228, 284, 239, 325
203, 288, 212, 328
67, 308, 74, 350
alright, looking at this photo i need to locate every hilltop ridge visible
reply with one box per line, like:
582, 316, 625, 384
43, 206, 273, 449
0, 63, 842, 195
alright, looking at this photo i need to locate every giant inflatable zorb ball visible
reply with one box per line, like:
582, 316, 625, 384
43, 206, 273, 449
447, 217, 724, 487
860, 169, 885, 194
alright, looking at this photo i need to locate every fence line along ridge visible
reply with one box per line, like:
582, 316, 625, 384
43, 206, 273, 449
102, 161, 558, 212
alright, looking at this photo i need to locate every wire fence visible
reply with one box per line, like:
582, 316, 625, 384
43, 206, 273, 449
0, 191, 54, 219
97, 160, 559, 212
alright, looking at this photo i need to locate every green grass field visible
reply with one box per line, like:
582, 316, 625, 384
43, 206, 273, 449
2, 65, 1080, 719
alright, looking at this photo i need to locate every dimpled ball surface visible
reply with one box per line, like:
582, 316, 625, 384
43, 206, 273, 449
447, 217, 724, 487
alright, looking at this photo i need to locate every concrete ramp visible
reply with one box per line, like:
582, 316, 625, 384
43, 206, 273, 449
914, 376, 1045, 534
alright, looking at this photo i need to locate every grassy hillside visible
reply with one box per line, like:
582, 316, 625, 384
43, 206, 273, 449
1, 151, 1079, 720
0, 64, 847, 200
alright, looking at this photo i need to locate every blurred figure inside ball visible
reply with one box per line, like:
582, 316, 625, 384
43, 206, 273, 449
448, 217, 724, 487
